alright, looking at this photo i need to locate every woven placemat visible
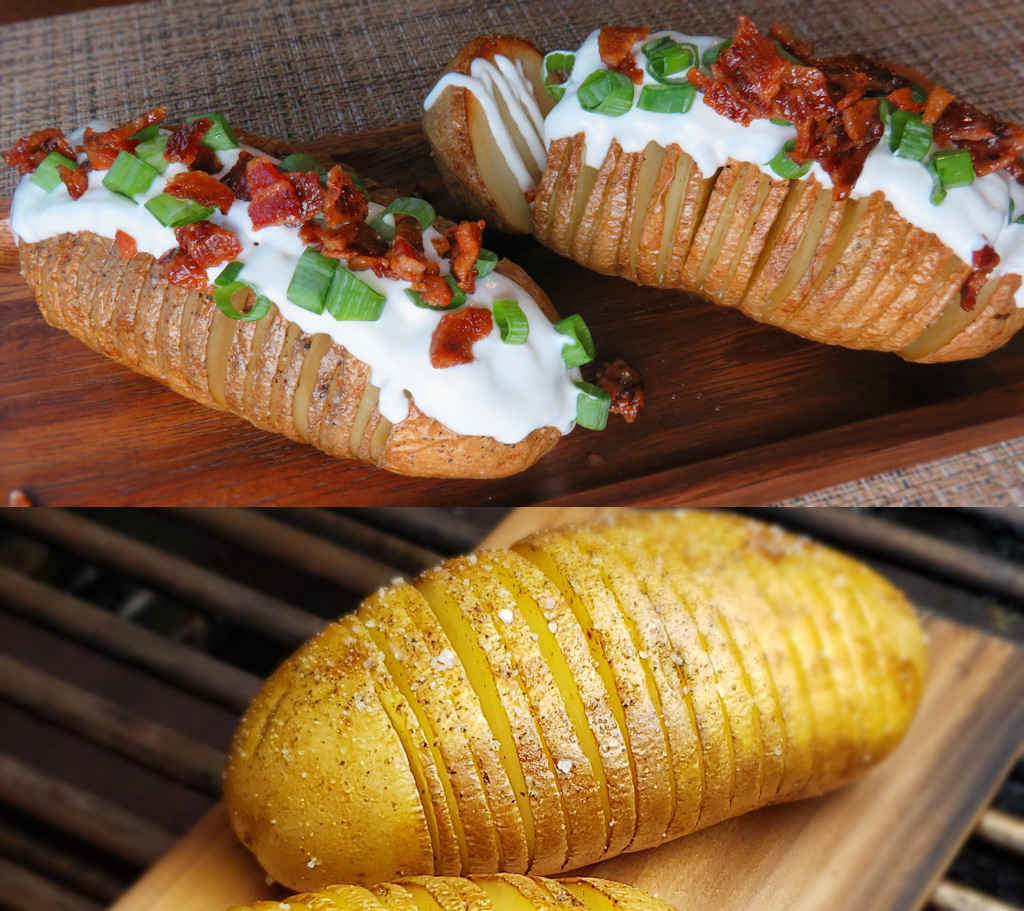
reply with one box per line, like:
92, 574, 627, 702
2, 0, 1022, 505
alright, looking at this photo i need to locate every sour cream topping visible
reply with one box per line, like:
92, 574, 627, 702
10, 124, 582, 444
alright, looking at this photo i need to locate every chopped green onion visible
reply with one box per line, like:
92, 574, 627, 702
774, 40, 803, 64
770, 117, 793, 126
134, 135, 169, 173
768, 140, 812, 179
642, 36, 696, 84
286, 247, 337, 314
186, 112, 238, 150
280, 152, 328, 182
877, 98, 892, 127
577, 70, 634, 117
369, 197, 436, 241
144, 194, 215, 227
701, 39, 731, 69
574, 381, 610, 431
474, 248, 499, 278
554, 313, 595, 367
543, 51, 575, 101
214, 282, 273, 322
889, 110, 932, 161
215, 261, 244, 286
132, 125, 160, 142
103, 150, 160, 199
405, 274, 465, 310
911, 84, 927, 104
1010, 198, 1024, 225
493, 299, 529, 344
932, 148, 975, 189
324, 266, 386, 321
30, 151, 78, 192
638, 83, 696, 114
927, 157, 947, 206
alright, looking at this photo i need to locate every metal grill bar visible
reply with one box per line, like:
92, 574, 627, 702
2, 509, 325, 646
0, 827, 124, 903
975, 808, 1024, 857
359, 507, 492, 553
932, 881, 1024, 911
0, 566, 259, 712
0, 856, 101, 911
0, 656, 224, 796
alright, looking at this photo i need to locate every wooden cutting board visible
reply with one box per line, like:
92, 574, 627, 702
108, 507, 1024, 911
2, 125, 1023, 505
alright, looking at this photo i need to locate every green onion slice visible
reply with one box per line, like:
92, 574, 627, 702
932, 148, 975, 189
103, 150, 160, 199
577, 70, 634, 117
767, 140, 812, 179
643, 37, 697, 84
144, 194, 215, 227
406, 274, 465, 310
927, 157, 947, 206
493, 299, 529, 344
186, 112, 238, 150
474, 248, 499, 278
324, 266, 386, 321
574, 381, 610, 431
701, 39, 731, 69
889, 110, 932, 161
215, 261, 244, 286
770, 117, 793, 126
774, 40, 803, 64
134, 135, 169, 173
370, 197, 436, 241
30, 151, 78, 192
132, 125, 160, 142
214, 281, 273, 322
638, 83, 696, 114
286, 247, 337, 314
1010, 198, 1024, 225
543, 51, 575, 101
911, 84, 928, 104
554, 313, 595, 367
877, 98, 892, 127
280, 152, 328, 182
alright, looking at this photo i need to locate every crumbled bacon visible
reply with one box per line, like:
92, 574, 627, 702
81, 107, 166, 170
300, 220, 388, 272
598, 26, 650, 84
446, 220, 484, 293
432, 234, 452, 257
921, 86, 955, 126
392, 214, 424, 252
164, 118, 211, 167
596, 359, 645, 423
3, 128, 76, 174
288, 171, 326, 222
323, 166, 368, 228
164, 171, 236, 214
961, 245, 999, 311
221, 150, 253, 200
386, 235, 433, 284
158, 247, 208, 289
245, 157, 324, 229
58, 164, 89, 199
887, 87, 923, 114
115, 230, 137, 258
174, 220, 243, 269
430, 307, 493, 368
933, 100, 1024, 179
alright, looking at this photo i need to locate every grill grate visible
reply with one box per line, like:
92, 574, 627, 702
0, 508, 1021, 911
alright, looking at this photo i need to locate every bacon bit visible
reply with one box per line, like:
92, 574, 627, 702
81, 107, 167, 170
164, 170, 236, 214
446, 220, 484, 292
3, 128, 76, 174
288, 171, 326, 222
933, 100, 1024, 178
323, 166, 368, 228
58, 165, 89, 199
524, 186, 538, 204
431, 234, 452, 257
222, 150, 253, 200
596, 359, 645, 423
841, 98, 880, 143
246, 157, 301, 228
164, 118, 211, 167
922, 86, 955, 126
393, 214, 424, 251
387, 235, 433, 283
961, 245, 999, 311
300, 220, 388, 272
158, 247, 208, 289
417, 274, 455, 309
768, 21, 813, 60
115, 230, 138, 259
887, 87, 923, 113
430, 307, 493, 368
598, 26, 650, 84
174, 220, 243, 269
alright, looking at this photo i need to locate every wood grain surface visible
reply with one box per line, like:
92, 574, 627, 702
2, 126, 1023, 505
107, 507, 1024, 911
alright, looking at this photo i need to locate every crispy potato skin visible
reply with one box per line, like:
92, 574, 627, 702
17, 229, 560, 479
226, 874, 676, 911
225, 509, 927, 890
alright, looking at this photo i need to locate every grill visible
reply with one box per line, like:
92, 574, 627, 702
0, 507, 1021, 911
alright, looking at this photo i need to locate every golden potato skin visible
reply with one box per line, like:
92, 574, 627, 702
225, 510, 927, 890
226, 875, 675, 911
17, 232, 560, 479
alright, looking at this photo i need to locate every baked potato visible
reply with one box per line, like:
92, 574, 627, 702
227, 874, 673, 911
224, 509, 926, 890
6, 114, 584, 479
423, 25, 1024, 362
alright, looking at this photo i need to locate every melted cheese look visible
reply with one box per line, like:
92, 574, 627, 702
10, 125, 581, 445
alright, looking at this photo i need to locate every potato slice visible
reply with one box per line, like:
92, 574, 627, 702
621, 141, 666, 282
634, 144, 681, 286
680, 159, 745, 290
397, 880, 451, 911
371, 883, 426, 911
587, 150, 640, 276
661, 160, 711, 287
560, 877, 670, 911
707, 166, 775, 306
544, 134, 587, 256
531, 137, 571, 245
571, 142, 622, 268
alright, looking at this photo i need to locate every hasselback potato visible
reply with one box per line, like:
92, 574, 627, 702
225, 509, 927, 890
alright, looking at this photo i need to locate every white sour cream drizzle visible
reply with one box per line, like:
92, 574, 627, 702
429, 30, 1024, 307
10, 124, 581, 445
